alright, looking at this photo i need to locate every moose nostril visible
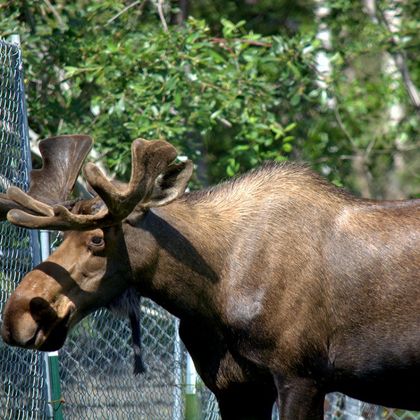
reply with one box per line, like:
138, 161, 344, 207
29, 297, 57, 324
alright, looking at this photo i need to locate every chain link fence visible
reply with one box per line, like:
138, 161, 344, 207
0, 37, 419, 420
0, 37, 50, 419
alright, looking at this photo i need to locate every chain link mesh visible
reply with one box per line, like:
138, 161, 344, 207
60, 295, 186, 418
325, 394, 420, 420
0, 38, 49, 419
0, 37, 419, 420
60, 309, 221, 419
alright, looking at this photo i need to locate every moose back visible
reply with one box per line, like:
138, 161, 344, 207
1, 135, 419, 419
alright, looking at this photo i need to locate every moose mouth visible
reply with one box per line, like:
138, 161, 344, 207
27, 310, 72, 352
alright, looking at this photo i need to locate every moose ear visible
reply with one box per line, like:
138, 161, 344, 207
143, 160, 193, 209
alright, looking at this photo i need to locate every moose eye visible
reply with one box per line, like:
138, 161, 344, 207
89, 236, 104, 247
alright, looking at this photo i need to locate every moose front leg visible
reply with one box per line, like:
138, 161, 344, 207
274, 376, 325, 420
216, 383, 277, 420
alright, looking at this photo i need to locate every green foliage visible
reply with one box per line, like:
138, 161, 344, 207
1, 2, 319, 185
0, 0, 418, 197
188, 0, 315, 36
301, 0, 419, 198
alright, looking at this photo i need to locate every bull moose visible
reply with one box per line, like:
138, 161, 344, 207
1, 135, 419, 419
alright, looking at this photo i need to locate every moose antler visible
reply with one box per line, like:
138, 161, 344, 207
1, 135, 93, 221
0, 193, 27, 220
7, 138, 193, 231
29, 135, 93, 203
0, 191, 54, 221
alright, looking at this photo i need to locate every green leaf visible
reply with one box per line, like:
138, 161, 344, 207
282, 143, 293, 153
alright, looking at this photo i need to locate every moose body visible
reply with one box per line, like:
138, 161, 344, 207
1, 136, 419, 419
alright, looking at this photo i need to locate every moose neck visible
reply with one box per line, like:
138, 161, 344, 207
127, 198, 234, 321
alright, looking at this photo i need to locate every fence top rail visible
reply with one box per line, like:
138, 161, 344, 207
0, 37, 20, 50
0, 37, 23, 70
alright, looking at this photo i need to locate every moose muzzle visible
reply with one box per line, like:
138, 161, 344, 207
1, 267, 75, 351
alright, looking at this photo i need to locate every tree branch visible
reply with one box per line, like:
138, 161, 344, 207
375, 2, 420, 112
157, 0, 168, 32
211, 37, 272, 48
43, 0, 64, 26
105, 0, 146, 27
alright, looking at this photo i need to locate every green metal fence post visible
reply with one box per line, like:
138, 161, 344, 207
47, 351, 64, 420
